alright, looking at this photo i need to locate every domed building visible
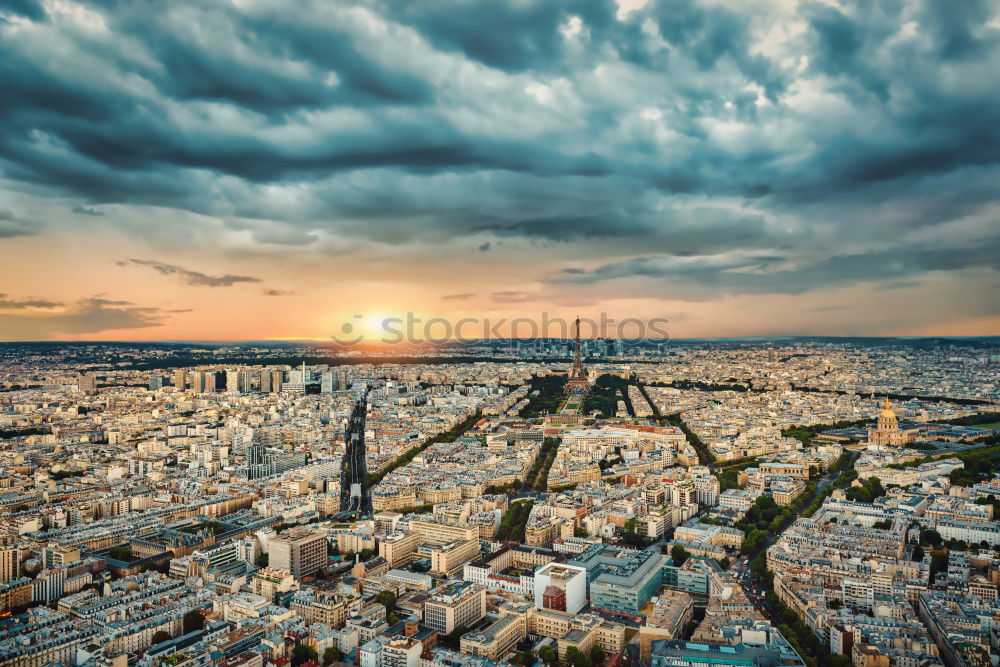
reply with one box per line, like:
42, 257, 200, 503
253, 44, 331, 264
866, 398, 918, 447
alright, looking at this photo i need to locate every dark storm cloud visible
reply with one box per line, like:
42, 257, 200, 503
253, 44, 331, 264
556, 237, 1000, 296
487, 215, 638, 242
120, 259, 261, 287
0, 0, 998, 300
383, 0, 619, 72
482, 209, 777, 253
0, 0, 44, 21
646, 0, 789, 100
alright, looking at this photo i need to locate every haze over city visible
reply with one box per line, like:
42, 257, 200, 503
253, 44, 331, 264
1, 0, 999, 341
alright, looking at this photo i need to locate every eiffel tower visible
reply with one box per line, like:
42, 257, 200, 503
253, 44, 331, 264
566, 316, 591, 394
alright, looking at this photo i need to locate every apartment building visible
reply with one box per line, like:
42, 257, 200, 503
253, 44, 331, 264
269, 528, 327, 580
460, 613, 525, 660
423, 581, 486, 634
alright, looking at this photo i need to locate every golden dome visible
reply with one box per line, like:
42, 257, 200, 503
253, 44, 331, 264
879, 397, 896, 419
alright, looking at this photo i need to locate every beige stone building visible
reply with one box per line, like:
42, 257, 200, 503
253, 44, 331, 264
269, 528, 327, 580
424, 581, 487, 634
867, 399, 917, 447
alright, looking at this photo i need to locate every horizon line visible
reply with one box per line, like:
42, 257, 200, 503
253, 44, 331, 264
2, 334, 999, 345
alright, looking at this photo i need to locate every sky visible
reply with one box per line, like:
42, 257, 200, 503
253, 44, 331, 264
1, 0, 999, 342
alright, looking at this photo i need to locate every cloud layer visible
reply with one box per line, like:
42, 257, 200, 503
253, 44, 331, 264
0, 0, 998, 337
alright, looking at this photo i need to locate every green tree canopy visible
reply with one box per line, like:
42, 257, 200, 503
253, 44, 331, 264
921, 529, 942, 546
539, 645, 558, 667
565, 646, 592, 667
108, 545, 131, 561
182, 610, 205, 634
375, 590, 397, 612
671, 544, 690, 567
292, 645, 318, 666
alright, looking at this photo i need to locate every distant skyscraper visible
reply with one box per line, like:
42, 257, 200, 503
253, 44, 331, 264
172, 369, 188, 391
189, 370, 217, 393
320, 370, 340, 393
148, 375, 165, 391
77, 373, 97, 393
288, 362, 310, 385
260, 369, 283, 393
226, 369, 252, 394
283, 363, 307, 394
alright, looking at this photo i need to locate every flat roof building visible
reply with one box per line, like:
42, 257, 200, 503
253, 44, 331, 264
268, 528, 326, 580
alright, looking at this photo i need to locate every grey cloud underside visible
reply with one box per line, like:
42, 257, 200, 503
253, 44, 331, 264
0, 297, 169, 340
71, 205, 104, 216
0, 293, 62, 309
555, 236, 1000, 296
120, 259, 260, 287
0, 208, 40, 238
490, 291, 537, 304
0, 0, 998, 298
0, 0, 44, 21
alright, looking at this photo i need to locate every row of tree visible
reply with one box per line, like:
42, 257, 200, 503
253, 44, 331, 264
496, 500, 534, 542
738, 481, 819, 555
522, 438, 560, 491
367, 411, 482, 486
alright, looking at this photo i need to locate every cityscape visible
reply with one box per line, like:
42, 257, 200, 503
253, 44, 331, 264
2, 1, 1000, 667
0, 337, 998, 667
